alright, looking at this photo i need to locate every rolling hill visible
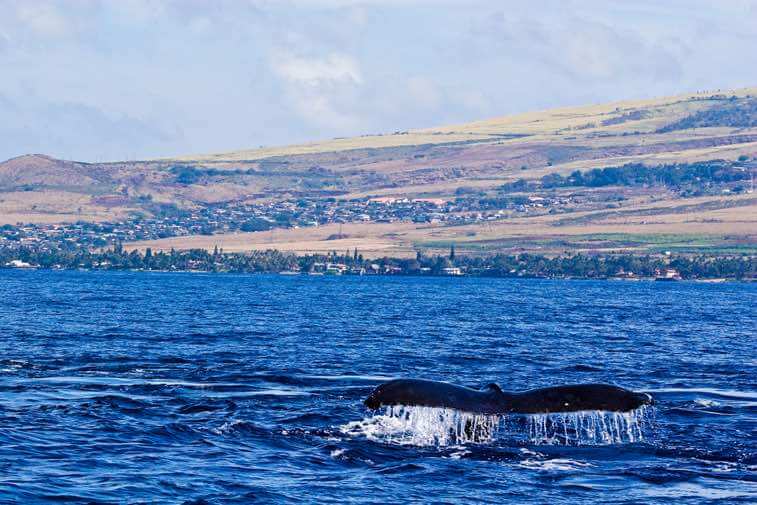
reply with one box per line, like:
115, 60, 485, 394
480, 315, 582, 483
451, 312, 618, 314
1, 87, 756, 257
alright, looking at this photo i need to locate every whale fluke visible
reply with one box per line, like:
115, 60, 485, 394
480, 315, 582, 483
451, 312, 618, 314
365, 379, 652, 414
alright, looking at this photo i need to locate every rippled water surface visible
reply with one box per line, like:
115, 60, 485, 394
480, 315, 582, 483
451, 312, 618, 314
1, 270, 755, 503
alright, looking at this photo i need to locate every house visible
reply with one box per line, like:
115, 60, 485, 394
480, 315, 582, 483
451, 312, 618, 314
655, 268, 682, 281
412, 198, 445, 206
442, 267, 463, 276
325, 263, 347, 275
613, 268, 636, 279
5, 259, 34, 268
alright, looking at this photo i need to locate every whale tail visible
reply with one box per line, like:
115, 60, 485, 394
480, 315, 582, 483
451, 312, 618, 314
507, 383, 653, 413
364, 379, 652, 414
364, 390, 384, 410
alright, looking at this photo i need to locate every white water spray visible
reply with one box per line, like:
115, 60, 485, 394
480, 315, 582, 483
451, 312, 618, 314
342, 406, 500, 446
521, 406, 652, 445
343, 405, 653, 447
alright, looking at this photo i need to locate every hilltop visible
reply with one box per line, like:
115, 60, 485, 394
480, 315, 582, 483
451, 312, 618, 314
1, 88, 756, 257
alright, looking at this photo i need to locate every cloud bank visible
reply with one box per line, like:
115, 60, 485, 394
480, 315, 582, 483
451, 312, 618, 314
0, 0, 756, 161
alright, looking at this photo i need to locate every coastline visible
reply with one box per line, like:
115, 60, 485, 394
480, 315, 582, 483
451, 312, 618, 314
1, 264, 753, 283
2, 244, 754, 282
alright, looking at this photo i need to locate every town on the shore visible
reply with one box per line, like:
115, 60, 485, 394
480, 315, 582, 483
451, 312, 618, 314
1, 158, 754, 281
1, 159, 753, 250
2, 244, 754, 281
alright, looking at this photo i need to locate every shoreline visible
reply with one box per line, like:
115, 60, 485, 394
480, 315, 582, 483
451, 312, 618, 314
3, 245, 754, 282
1, 265, 752, 283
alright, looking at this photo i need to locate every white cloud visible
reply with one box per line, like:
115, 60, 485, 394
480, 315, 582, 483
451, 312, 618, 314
272, 51, 363, 86
0, 0, 756, 161
271, 50, 364, 129
187, 16, 213, 35
13, 2, 71, 37
470, 11, 683, 83
0, 92, 179, 161
405, 76, 442, 110
112, 0, 168, 23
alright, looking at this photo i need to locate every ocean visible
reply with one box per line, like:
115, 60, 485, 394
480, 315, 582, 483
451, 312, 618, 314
0, 270, 755, 503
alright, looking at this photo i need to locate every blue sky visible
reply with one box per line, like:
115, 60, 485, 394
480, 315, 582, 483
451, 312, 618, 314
1, 0, 756, 162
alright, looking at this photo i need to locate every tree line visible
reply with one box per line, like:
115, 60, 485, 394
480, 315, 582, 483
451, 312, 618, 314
1, 245, 754, 280
657, 96, 756, 132
500, 160, 752, 194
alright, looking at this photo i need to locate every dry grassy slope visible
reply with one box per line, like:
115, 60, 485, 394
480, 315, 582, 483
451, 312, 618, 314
169, 87, 756, 163
157, 87, 757, 205
0, 154, 101, 188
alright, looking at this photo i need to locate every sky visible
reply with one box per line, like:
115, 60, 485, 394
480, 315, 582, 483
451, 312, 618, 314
1, 0, 756, 162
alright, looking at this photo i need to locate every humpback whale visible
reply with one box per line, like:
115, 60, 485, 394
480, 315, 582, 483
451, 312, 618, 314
365, 379, 652, 414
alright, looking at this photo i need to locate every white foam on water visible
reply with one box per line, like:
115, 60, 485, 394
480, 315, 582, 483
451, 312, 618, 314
343, 405, 653, 447
330, 448, 346, 458
211, 419, 246, 435
519, 458, 594, 471
694, 398, 720, 407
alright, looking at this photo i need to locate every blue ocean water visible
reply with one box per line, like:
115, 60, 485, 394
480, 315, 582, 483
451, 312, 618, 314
0, 270, 755, 504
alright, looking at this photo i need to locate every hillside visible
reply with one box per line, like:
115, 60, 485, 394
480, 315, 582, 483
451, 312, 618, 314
1, 88, 756, 257
172, 88, 756, 162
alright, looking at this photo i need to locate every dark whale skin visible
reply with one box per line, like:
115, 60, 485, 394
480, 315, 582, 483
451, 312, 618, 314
365, 379, 652, 414
364, 379, 505, 414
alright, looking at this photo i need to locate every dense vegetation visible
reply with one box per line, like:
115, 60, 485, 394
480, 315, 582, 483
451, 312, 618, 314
657, 97, 757, 132
169, 165, 243, 185
601, 109, 650, 126
500, 160, 753, 194
169, 164, 335, 185
2, 245, 753, 280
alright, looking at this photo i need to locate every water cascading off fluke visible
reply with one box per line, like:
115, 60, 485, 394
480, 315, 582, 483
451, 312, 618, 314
343, 405, 654, 447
